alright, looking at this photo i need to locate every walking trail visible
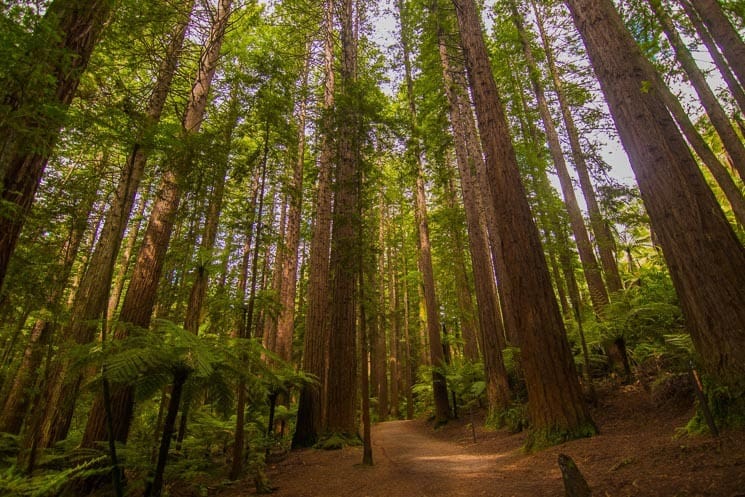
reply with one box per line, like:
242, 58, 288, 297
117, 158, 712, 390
216, 385, 745, 497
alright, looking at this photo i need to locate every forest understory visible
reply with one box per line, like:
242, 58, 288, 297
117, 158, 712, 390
211, 383, 745, 497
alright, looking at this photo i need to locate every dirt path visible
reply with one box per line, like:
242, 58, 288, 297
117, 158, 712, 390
215, 386, 745, 497
371, 420, 530, 496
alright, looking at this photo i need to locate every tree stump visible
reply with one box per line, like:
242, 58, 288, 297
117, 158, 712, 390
558, 453, 592, 497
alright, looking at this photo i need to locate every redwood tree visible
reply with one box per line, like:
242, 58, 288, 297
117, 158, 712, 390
565, 0, 745, 396
0, 0, 115, 291
451, 0, 595, 448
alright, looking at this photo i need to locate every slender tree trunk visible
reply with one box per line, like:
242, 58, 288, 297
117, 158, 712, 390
387, 232, 401, 419
687, 0, 745, 89
679, 0, 745, 114
444, 176, 481, 361
452, 0, 595, 448
398, 0, 450, 425
292, 0, 336, 449
648, 0, 745, 181
657, 71, 745, 227
80, 0, 231, 448
0, 0, 114, 291
566, 0, 745, 395
401, 246, 415, 421
531, 0, 623, 293
511, 1, 610, 315
31, 8, 192, 448
0, 179, 97, 434
231, 122, 270, 480
274, 45, 311, 364
144, 367, 189, 497
359, 270, 373, 466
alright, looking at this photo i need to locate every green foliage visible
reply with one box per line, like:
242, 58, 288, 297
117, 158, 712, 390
524, 422, 597, 453
314, 433, 361, 451
0, 455, 109, 497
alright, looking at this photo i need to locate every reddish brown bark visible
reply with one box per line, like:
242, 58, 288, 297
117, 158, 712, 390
0, 0, 114, 291
566, 0, 745, 394
453, 0, 594, 446
292, 0, 336, 449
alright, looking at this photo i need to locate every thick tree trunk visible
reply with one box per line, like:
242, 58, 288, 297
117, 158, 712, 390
437, 29, 511, 415
292, 0, 335, 449
0, 0, 114, 291
649, 0, 745, 181
566, 0, 745, 394
452, 0, 595, 448
687, 0, 745, 90
80, 0, 231, 448
32, 8, 192, 448
325, 0, 360, 437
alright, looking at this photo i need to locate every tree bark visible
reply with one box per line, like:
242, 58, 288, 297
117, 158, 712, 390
566, 0, 745, 394
325, 0, 360, 437
399, 0, 450, 425
510, 0, 610, 314
687, 0, 745, 90
656, 71, 745, 227
80, 0, 231, 448
292, 0, 336, 449
531, 0, 623, 293
452, 0, 595, 448
679, 0, 745, 115
0, 0, 114, 291
274, 45, 311, 364
649, 0, 745, 181
437, 27, 511, 415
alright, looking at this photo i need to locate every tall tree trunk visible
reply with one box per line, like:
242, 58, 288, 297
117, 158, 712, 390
30, 7, 193, 449
686, 0, 745, 90
231, 122, 270, 480
183, 98, 236, 335
510, 0, 610, 314
359, 265, 373, 465
648, 0, 745, 181
0, 0, 114, 291
386, 231, 401, 419
0, 178, 98, 434
566, 0, 745, 395
436, 28, 511, 415
374, 198, 389, 420
452, 0, 595, 448
656, 70, 745, 227
531, 0, 623, 293
292, 0, 336, 449
679, 0, 745, 114
444, 176, 481, 362
325, 0, 360, 437
399, 0, 450, 425
274, 45, 311, 364
80, 0, 231, 448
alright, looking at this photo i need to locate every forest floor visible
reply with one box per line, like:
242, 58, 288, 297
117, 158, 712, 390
215, 383, 745, 497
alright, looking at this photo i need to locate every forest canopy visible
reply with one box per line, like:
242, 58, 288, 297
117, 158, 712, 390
0, 0, 744, 495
